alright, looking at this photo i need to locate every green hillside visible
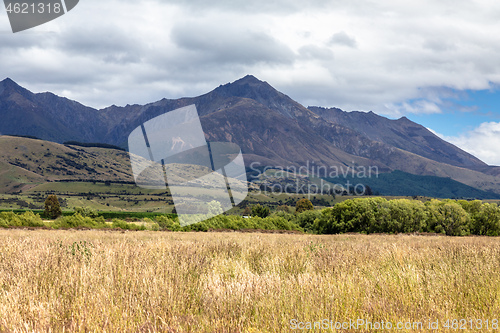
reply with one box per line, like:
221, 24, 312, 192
0, 135, 135, 193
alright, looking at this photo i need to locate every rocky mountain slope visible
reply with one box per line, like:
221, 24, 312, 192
1, 75, 500, 195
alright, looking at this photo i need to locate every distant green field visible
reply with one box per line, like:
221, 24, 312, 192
0, 182, 340, 215
27, 182, 163, 195
0, 208, 176, 220
3, 180, 466, 218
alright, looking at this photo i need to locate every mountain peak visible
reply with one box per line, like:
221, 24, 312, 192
0, 77, 29, 96
209, 75, 307, 119
235, 74, 264, 85
0, 77, 20, 89
230, 75, 274, 90
213, 75, 276, 99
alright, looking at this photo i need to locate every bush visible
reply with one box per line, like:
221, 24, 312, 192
265, 216, 302, 231
295, 198, 314, 214
0, 212, 22, 227
112, 219, 130, 230
74, 207, 99, 218
3, 198, 498, 236
315, 198, 426, 235
155, 215, 181, 231
53, 213, 100, 229
181, 214, 303, 232
276, 205, 291, 213
315, 198, 386, 234
110, 219, 146, 230
18, 211, 45, 227
468, 202, 500, 236
270, 211, 295, 222
384, 199, 427, 233
294, 210, 322, 233
0, 211, 44, 227
425, 200, 470, 236
242, 206, 252, 216
252, 204, 270, 218
44, 195, 62, 219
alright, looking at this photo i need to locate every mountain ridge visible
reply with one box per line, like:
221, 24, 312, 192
1, 76, 500, 195
307, 106, 486, 168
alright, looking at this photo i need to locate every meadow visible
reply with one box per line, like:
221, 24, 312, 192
0, 230, 499, 332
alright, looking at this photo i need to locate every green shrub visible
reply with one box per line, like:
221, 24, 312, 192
294, 210, 322, 233
185, 215, 240, 231
74, 207, 99, 218
3, 198, 495, 236
0, 212, 22, 226
265, 216, 300, 231
315, 198, 387, 234
251, 204, 270, 218
276, 205, 291, 213
181, 214, 303, 232
18, 211, 44, 227
44, 195, 62, 219
0, 211, 44, 227
384, 199, 427, 233
270, 211, 295, 222
111, 219, 146, 231
155, 215, 181, 231
295, 198, 314, 214
425, 200, 470, 236
53, 213, 99, 229
315, 198, 428, 235
469, 202, 500, 236
112, 219, 130, 229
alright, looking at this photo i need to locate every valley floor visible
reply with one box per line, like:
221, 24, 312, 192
0, 231, 499, 332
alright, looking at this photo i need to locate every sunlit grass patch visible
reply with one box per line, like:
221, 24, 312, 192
0, 231, 499, 332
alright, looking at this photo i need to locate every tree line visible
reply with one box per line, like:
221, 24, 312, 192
2, 196, 500, 236
312, 197, 500, 236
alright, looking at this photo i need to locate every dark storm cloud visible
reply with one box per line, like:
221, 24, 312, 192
1, 0, 500, 118
171, 22, 295, 66
55, 25, 144, 64
3, 0, 500, 162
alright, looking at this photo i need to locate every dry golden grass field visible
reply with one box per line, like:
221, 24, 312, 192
0, 230, 499, 332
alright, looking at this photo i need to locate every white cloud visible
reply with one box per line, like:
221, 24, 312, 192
385, 100, 442, 116
1, 0, 500, 113
444, 122, 500, 165
328, 31, 357, 48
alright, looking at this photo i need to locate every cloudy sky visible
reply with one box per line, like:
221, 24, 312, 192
1, 0, 500, 163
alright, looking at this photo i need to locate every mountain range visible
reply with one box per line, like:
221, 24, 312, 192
1, 75, 500, 197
